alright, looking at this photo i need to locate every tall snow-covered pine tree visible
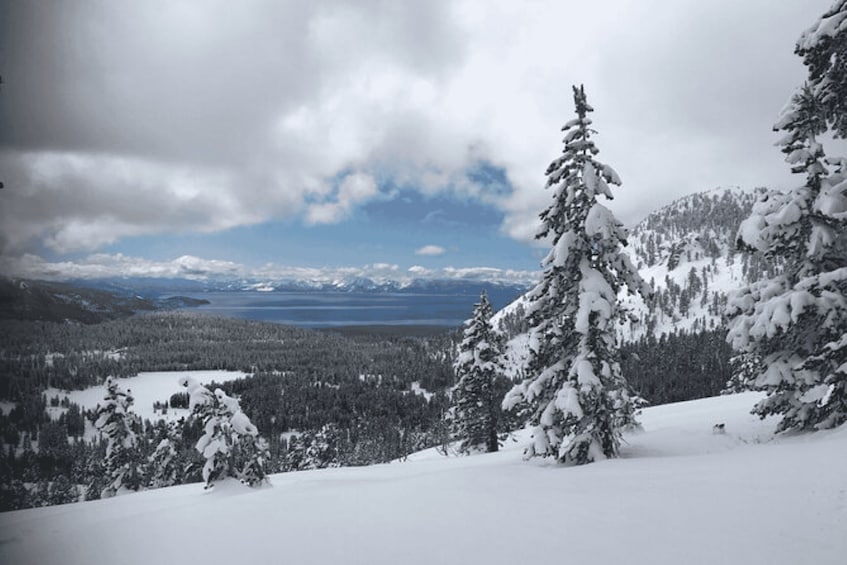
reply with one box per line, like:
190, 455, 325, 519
451, 290, 502, 454
726, 6, 847, 431
503, 85, 650, 465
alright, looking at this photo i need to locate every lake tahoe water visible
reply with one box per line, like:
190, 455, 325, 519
183, 289, 524, 329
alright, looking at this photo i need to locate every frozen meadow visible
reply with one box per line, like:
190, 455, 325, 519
43, 370, 250, 425
1, 391, 845, 565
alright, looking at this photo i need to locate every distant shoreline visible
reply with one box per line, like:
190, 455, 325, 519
181, 289, 519, 330
318, 324, 456, 338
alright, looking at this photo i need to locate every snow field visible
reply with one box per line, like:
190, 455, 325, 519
43, 370, 251, 423
1, 392, 845, 565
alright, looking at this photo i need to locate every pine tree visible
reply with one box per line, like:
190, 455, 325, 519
283, 434, 308, 471
46, 475, 79, 506
503, 85, 650, 465
726, 13, 847, 431
451, 291, 502, 454
722, 353, 761, 396
182, 376, 269, 488
303, 424, 341, 469
797, 0, 847, 137
147, 421, 182, 489
93, 377, 143, 498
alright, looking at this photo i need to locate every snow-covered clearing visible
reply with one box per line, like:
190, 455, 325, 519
43, 370, 250, 423
2, 392, 845, 565
0, 401, 14, 416
409, 381, 433, 401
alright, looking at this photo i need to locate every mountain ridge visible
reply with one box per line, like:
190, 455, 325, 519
0, 277, 210, 324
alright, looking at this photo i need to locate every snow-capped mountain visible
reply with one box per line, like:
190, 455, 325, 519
71, 275, 531, 301
6, 253, 540, 292
621, 186, 777, 340
493, 186, 776, 378
627, 186, 762, 270
499, 186, 773, 337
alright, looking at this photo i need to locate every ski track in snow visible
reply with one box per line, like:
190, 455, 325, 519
2, 392, 846, 565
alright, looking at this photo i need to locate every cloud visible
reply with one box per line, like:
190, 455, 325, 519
422, 210, 446, 224
368, 263, 399, 271
305, 172, 379, 225
0, 0, 834, 257
0, 151, 271, 254
0, 253, 243, 281
415, 245, 446, 256
0, 253, 537, 286
0, 0, 466, 254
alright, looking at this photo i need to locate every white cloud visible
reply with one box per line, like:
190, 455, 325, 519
369, 263, 399, 271
0, 151, 273, 254
415, 245, 446, 256
0, 0, 834, 257
0, 253, 243, 281
306, 172, 379, 225
0, 253, 538, 286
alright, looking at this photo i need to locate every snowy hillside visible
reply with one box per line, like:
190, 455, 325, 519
492, 186, 770, 378
2, 392, 845, 565
496, 186, 771, 341
621, 186, 772, 340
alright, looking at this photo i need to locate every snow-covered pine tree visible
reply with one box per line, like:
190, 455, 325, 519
726, 83, 847, 431
503, 85, 651, 465
219, 388, 271, 486
94, 377, 143, 498
147, 421, 182, 489
181, 375, 270, 488
796, 0, 847, 137
722, 353, 762, 396
451, 290, 502, 453
303, 424, 341, 469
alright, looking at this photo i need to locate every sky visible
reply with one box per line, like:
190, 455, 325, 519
0, 0, 838, 283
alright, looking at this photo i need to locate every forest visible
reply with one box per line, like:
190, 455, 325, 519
0, 306, 732, 510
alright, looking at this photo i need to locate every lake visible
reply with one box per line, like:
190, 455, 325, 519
183, 289, 524, 329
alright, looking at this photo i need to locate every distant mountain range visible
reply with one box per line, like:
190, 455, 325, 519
2, 186, 773, 327
65, 275, 531, 298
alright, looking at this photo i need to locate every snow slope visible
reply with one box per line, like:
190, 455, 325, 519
2, 392, 845, 565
